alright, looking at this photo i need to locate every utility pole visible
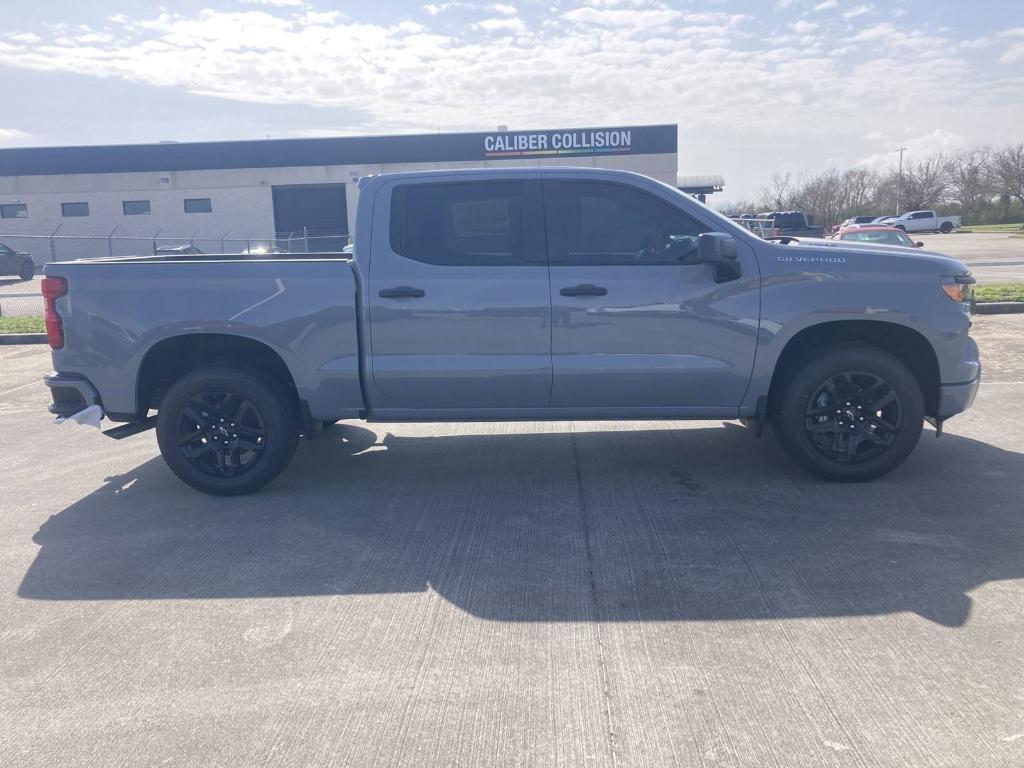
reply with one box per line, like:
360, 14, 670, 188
895, 147, 908, 216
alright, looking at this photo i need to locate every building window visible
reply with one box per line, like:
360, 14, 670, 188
0, 203, 28, 218
122, 200, 151, 215
61, 202, 90, 217
184, 198, 212, 213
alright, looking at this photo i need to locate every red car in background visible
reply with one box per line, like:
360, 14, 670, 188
831, 226, 924, 248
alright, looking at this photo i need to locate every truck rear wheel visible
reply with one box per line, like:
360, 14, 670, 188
940, 221, 953, 233
772, 345, 924, 482
19, 261, 34, 281
156, 366, 299, 496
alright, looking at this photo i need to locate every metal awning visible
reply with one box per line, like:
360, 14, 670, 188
677, 174, 725, 195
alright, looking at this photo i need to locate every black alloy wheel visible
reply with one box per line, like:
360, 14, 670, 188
176, 391, 267, 478
156, 366, 299, 495
803, 371, 902, 464
772, 345, 924, 482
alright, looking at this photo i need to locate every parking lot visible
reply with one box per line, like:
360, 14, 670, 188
1, 315, 1023, 767
916, 232, 1024, 283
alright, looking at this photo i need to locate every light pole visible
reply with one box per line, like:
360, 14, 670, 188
895, 147, 908, 216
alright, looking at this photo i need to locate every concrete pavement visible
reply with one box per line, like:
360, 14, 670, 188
917, 232, 1024, 283
1, 317, 1023, 767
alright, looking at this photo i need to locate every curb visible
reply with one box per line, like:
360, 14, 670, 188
973, 302, 1024, 315
0, 333, 47, 345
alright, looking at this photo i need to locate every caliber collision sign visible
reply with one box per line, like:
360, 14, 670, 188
484, 128, 635, 158
0, 124, 677, 176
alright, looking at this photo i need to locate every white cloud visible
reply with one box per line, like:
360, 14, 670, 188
475, 17, 525, 32
6, 31, 41, 44
302, 10, 344, 25
397, 20, 428, 34
0, 5, 1020, 199
240, 0, 303, 6
857, 129, 967, 169
422, 2, 475, 14
813, 0, 837, 10
1001, 42, 1024, 64
0, 128, 32, 144
843, 4, 874, 20
488, 3, 517, 15
562, 6, 683, 29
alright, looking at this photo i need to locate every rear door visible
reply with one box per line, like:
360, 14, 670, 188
906, 211, 933, 232
366, 176, 552, 412
543, 177, 759, 409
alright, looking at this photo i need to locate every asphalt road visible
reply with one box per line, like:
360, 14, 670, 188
1, 317, 1023, 767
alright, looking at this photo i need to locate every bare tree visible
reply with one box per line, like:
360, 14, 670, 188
840, 167, 882, 218
791, 168, 847, 228
890, 154, 951, 211
758, 172, 793, 211
949, 148, 991, 223
988, 143, 1024, 206
715, 199, 759, 217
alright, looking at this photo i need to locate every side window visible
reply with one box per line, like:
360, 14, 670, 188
390, 181, 527, 266
913, 211, 931, 219
544, 181, 706, 265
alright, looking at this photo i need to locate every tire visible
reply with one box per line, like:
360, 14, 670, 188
772, 345, 924, 482
18, 261, 34, 281
156, 366, 299, 495
940, 222, 953, 233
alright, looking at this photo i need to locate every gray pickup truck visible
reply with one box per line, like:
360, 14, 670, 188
41, 167, 980, 495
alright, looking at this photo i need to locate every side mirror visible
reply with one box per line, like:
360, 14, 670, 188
697, 233, 741, 282
914, 241, 924, 248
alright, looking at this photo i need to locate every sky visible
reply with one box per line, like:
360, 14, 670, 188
0, 0, 1021, 202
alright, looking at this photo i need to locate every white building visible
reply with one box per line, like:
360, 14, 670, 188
0, 124, 682, 261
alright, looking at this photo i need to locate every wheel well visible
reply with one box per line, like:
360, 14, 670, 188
136, 334, 299, 419
767, 321, 940, 417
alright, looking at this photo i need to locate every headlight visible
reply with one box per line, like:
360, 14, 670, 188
941, 274, 975, 303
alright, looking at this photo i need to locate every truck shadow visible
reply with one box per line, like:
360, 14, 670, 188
18, 423, 1024, 627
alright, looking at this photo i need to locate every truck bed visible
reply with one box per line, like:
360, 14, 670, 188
44, 254, 365, 423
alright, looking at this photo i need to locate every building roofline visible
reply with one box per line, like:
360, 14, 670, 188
0, 124, 678, 178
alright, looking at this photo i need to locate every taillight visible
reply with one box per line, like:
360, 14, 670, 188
41, 277, 68, 349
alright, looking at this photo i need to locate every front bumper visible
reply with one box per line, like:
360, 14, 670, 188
43, 372, 102, 417
937, 374, 980, 419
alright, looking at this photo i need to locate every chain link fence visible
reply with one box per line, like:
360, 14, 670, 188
0, 229, 350, 320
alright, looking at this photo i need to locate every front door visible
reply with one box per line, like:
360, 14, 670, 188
543, 178, 759, 410
367, 176, 551, 413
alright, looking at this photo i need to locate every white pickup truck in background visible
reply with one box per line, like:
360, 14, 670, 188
879, 210, 961, 234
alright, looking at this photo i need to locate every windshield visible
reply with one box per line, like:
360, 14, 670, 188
650, 179, 756, 238
841, 230, 913, 247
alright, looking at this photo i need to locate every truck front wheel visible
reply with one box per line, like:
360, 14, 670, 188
156, 366, 299, 495
772, 346, 924, 482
